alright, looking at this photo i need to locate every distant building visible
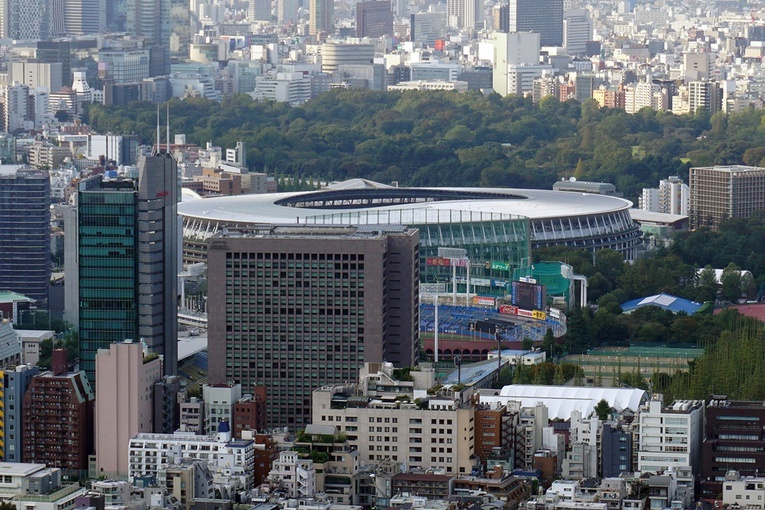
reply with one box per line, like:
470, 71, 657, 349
309, 0, 334, 35
356, 1, 393, 37
2, 364, 39, 462
508, 0, 563, 46
0, 166, 51, 306
553, 180, 619, 196
689, 165, 765, 230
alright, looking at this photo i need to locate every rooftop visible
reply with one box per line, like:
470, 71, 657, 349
620, 293, 704, 315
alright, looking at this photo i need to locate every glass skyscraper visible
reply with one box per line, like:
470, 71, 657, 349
0, 165, 51, 306
72, 150, 178, 387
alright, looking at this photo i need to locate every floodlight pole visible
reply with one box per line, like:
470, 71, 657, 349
434, 295, 439, 363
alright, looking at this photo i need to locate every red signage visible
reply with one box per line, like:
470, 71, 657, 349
499, 305, 518, 315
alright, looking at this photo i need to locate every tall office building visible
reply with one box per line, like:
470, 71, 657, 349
508, 0, 563, 47
207, 225, 420, 429
492, 31, 541, 96
126, 0, 171, 74
689, 165, 765, 230
2, 364, 39, 462
70, 147, 179, 386
309, 0, 334, 36
0, 0, 53, 40
688, 80, 722, 115
249, 0, 271, 21
277, 0, 299, 24
701, 397, 765, 498
95, 341, 163, 478
0, 166, 51, 307
636, 398, 703, 475
64, 0, 105, 34
356, 1, 393, 38
493, 3, 509, 32
22, 349, 95, 470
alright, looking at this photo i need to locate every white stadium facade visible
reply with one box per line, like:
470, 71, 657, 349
179, 179, 642, 289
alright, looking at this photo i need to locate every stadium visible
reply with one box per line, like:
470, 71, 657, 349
180, 178, 641, 271
180, 179, 640, 347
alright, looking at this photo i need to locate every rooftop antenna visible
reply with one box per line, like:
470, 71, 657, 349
166, 101, 170, 154
155, 103, 160, 155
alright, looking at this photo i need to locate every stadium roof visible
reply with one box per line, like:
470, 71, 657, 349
620, 293, 703, 315
179, 179, 635, 224
480, 384, 648, 420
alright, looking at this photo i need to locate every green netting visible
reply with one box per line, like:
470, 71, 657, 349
512, 261, 571, 296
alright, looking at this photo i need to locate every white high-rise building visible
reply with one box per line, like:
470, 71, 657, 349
563, 9, 591, 56
493, 32, 540, 96
0, 0, 53, 40
446, 0, 482, 30
637, 398, 703, 475
658, 176, 690, 216
3, 82, 30, 133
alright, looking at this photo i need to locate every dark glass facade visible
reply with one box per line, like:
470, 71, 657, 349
0, 167, 51, 305
78, 185, 139, 383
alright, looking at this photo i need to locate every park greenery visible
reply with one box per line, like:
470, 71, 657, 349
84, 90, 765, 203
80, 89, 765, 402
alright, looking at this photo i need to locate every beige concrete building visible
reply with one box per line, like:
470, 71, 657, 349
95, 341, 163, 478
689, 165, 765, 229
312, 383, 476, 475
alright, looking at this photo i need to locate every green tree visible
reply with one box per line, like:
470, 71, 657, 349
594, 399, 612, 420
720, 262, 742, 302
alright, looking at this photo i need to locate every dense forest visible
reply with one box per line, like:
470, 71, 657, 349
84, 90, 765, 202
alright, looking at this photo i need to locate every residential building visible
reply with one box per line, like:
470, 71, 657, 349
508, 0, 563, 46
474, 403, 517, 463
268, 451, 317, 498
179, 398, 205, 434
68, 146, 179, 384
203, 384, 241, 436
154, 375, 182, 434
207, 225, 419, 429
0, 463, 86, 510
233, 388, 267, 438
128, 426, 256, 488
356, 1, 393, 37
22, 350, 95, 470
158, 458, 214, 510
95, 341, 163, 478
636, 398, 703, 475
2, 364, 39, 462
701, 397, 765, 498
561, 410, 599, 479
10, 62, 63, 93
0, 166, 51, 306
722, 475, 765, 509
601, 423, 631, 478
391, 473, 452, 500
689, 165, 765, 230
688, 80, 722, 115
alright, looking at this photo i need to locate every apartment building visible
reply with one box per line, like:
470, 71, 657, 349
689, 165, 765, 230
636, 398, 703, 475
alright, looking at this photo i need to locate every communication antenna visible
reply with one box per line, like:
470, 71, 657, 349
155, 103, 160, 154
166, 101, 170, 154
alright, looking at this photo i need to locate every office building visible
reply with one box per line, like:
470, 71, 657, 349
22, 350, 95, 470
447, 0, 482, 31
356, 1, 393, 37
277, 0, 299, 25
493, 3, 509, 32
700, 397, 765, 498
493, 32, 541, 96
1, 364, 39, 462
410, 12, 447, 46
0, 166, 50, 306
63, 0, 105, 34
321, 44, 375, 73
642, 176, 689, 216
203, 384, 241, 435
94, 341, 163, 479
10, 62, 63, 93
689, 165, 765, 230
207, 225, 420, 429
248, 0, 271, 21
563, 9, 591, 55
153, 375, 182, 434
68, 148, 179, 385
508, 0, 563, 46
636, 398, 703, 475
309, 0, 334, 36
0, 0, 53, 40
